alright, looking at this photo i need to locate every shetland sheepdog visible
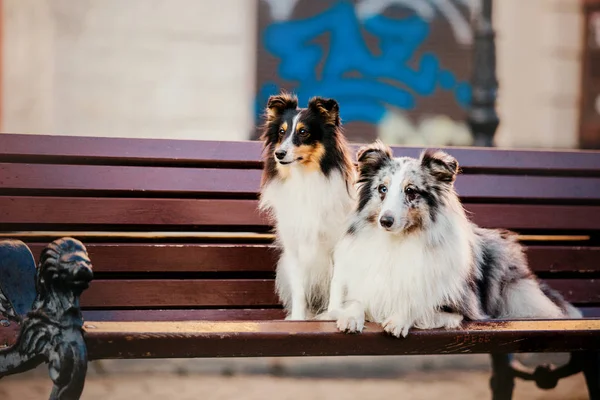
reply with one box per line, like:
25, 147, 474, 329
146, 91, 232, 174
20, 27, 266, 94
324, 141, 581, 337
259, 93, 355, 320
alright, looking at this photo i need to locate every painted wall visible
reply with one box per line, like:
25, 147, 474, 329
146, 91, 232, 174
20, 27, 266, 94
2, 0, 256, 141
255, 0, 475, 146
494, 0, 583, 149
0, 0, 585, 149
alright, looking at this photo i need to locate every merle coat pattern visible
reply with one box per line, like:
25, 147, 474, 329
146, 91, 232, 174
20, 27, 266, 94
324, 141, 581, 337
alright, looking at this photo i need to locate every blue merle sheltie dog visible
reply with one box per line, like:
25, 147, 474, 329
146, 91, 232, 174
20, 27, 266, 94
259, 93, 356, 320
323, 140, 581, 337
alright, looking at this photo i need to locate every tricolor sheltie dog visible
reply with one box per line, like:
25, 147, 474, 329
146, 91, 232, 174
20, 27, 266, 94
259, 93, 355, 320
325, 141, 581, 337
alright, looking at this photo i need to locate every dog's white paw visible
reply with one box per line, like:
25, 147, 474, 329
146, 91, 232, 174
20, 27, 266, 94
315, 310, 336, 321
414, 312, 464, 330
442, 313, 463, 329
382, 315, 412, 338
336, 313, 364, 333
285, 314, 306, 321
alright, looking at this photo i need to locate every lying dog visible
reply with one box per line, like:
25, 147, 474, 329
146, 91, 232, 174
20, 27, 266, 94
324, 141, 581, 336
259, 93, 355, 320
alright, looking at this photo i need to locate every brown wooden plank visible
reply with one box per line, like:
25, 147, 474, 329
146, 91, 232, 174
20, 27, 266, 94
81, 279, 279, 308
83, 319, 600, 359
581, 307, 600, 317
527, 246, 600, 273
81, 307, 598, 322
2, 134, 600, 176
25, 243, 600, 274
80, 278, 595, 309
388, 147, 600, 177
454, 175, 600, 202
0, 134, 264, 168
465, 204, 600, 231
5, 318, 599, 359
2, 163, 600, 202
3, 197, 600, 231
543, 279, 600, 304
0, 163, 260, 196
0, 197, 265, 227
82, 309, 285, 322
9, 232, 275, 244
28, 243, 278, 273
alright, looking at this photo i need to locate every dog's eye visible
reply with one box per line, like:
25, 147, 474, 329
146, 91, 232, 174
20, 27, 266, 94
405, 187, 417, 201
298, 128, 309, 138
278, 128, 285, 136
378, 184, 388, 197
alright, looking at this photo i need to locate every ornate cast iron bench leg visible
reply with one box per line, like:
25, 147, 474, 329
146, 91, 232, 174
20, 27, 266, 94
492, 351, 599, 400
582, 352, 600, 400
490, 353, 515, 400
0, 238, 93, 400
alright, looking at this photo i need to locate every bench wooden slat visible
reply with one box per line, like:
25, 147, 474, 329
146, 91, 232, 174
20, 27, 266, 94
4, 197, 600, 231
27, 243, 600, 274
81, 279, 280, 308
80, 278, 598, 308
82, 319, 600, 359
0, 197, 266, 228
82, 309, 285, 321
83, 307, 599, 322
2, 163, 600, 202
544, 279, 600, 304
28, 243, 277, 272
465, 204, 600, 231
3, 313, 599, 352
581, 307, 600, 317
0, 135, 264, 168
2, 134, 600, 176
0, 164, 259, 197
527, 246, 600, 273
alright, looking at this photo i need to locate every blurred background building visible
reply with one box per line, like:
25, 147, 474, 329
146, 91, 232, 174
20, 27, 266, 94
2, 0, 597, 149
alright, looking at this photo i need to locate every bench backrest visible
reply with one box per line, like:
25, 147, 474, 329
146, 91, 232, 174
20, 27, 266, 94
1, 134, 599, 320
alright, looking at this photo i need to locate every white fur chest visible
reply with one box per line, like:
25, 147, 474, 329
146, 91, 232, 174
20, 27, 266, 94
335, 224, 472, 323
260, 168, 354, 253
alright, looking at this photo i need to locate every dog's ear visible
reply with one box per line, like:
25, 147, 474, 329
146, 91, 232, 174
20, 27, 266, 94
420, 149, 459, 183
265, 93, 298, 122
308, 97, 340, 127
356, 140, 393, 177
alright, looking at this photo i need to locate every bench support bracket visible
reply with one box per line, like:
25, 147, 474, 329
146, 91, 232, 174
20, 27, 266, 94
0, 238, 93, 400
492, 351, 600, 400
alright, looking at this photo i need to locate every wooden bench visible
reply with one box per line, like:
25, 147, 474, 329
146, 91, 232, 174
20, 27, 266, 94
0, 133, 599, 399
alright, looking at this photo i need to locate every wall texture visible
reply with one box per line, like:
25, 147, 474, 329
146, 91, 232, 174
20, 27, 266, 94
494, 0, 583, 148
1, 0, 585, 148
2, 0, 256, 141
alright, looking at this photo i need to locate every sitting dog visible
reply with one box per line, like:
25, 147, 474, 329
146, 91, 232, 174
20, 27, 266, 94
259, 93, 355, 320
325, 141, 581, 337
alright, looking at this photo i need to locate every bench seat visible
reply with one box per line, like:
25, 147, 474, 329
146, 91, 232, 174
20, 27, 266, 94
0, 134, 599, 399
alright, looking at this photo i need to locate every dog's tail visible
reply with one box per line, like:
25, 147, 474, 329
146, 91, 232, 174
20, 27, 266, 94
539, 282, 583, 319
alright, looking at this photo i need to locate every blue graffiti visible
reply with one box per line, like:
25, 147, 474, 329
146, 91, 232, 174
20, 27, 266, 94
256, 1, 472, 125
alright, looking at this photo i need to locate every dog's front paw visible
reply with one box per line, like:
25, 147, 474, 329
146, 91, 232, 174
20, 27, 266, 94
382, 315, 412, 338
442, 313, 463, 329
285, 315, 307, 321
315, 310, 336, 321
414, 312, 464, 330
336, 313, 364, 333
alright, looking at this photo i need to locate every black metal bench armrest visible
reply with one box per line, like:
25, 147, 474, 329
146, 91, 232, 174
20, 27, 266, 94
0, 238, 93, 400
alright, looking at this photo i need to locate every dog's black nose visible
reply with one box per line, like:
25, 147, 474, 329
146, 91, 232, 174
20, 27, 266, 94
275, 150, 287, 160
379, 214, 395, 229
